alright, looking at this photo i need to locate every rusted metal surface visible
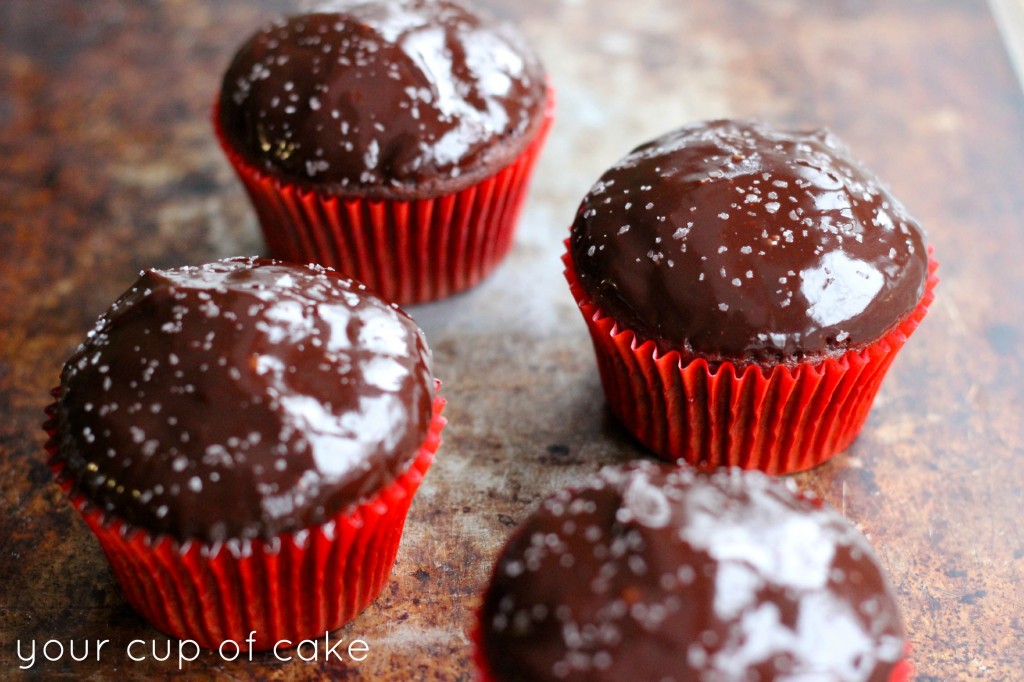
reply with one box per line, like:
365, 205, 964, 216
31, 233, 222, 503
2, 0, 1022, 679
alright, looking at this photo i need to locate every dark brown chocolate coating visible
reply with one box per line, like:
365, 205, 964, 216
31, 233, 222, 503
479, 462, 905, 682
54, 258, 435, 543
218, 0, 548, 198
570, 120, 928, 365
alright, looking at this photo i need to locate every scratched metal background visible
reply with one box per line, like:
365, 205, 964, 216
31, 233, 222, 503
2, 0, 1023, 678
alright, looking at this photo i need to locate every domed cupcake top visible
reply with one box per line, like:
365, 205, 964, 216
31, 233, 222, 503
479, 462, 905, 681
217, 0, 548, 198
569, 119, 928, 365
55, 258, 435, 543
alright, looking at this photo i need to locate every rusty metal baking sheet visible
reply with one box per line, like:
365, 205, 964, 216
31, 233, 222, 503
2, 0, 1023, 679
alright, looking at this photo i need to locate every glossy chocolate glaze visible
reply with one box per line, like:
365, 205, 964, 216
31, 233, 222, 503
479, 462, 905, 682
55, 258, 435, 543
570, 119, 928, 365
218, 0, 548, 198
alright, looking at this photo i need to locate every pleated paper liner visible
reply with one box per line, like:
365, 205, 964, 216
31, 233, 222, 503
44, 390, 446, 651
471, 621, 498, 682
890, 652, 914, 682
564, 247, 938, 474
214, 90, 555, 307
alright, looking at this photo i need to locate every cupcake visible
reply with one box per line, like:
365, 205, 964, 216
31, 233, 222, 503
215, 0, 554, 305
43, 258, 446, 650
476, 462, 911, 681
565, 119, 937, 473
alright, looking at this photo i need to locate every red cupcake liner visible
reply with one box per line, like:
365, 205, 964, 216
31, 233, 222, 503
214, 90, 555, 306
564, 246, 938, 474
471, 621, 496, 682
890, 649, 914, 682
44, 389, 446, 651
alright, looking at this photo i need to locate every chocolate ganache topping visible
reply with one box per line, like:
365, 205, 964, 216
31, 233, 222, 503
55, 258, 435, 543
570, 119, 928, 365
217, 0, 548, 198
479, 462, 905, 682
